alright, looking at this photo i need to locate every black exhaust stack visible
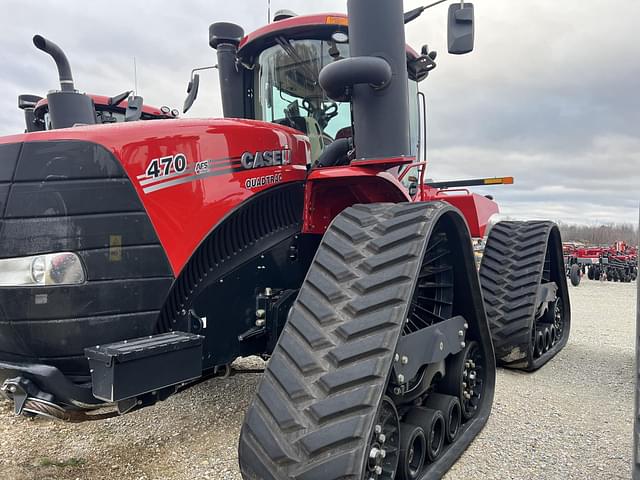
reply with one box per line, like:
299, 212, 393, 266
320, 0, 411, 162
209, 23, 245, 119
33, 35, 96, 129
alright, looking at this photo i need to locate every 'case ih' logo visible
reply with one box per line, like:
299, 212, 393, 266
241, 149, 291, 169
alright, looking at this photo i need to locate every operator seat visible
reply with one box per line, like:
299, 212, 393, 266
303, 116, 325, 164
273, 116, 325, 165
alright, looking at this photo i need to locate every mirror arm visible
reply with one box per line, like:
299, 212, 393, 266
404, 0, 451, 24
190, 65, 217, 80
183, 65, 218, 114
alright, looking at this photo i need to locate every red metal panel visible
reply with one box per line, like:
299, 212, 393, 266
303, 166, 411, 234
0, 119, 310, 276
421, 187, 499, 238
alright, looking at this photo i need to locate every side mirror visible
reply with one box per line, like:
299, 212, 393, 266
183, 73, 200, 114
448, 2, 474, 55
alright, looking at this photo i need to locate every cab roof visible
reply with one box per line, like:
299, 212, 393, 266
238, 13, 419, 61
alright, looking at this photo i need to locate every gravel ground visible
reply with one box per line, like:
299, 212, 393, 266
0, 279, 636, 480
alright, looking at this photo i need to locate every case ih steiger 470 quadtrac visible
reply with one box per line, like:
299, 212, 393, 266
0, 1, 570, 478
17, 35, 177, 134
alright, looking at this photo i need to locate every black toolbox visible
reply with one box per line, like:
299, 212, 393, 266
85, 332, 203, 402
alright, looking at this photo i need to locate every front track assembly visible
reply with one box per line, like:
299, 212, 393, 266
479, 221, 571, 371
238, 202, 495, 480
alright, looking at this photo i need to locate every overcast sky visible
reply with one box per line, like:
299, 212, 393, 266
1, 0, 638, 225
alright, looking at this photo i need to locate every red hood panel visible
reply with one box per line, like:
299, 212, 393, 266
1, 119, 310, 275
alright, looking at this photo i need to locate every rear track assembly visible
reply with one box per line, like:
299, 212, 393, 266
479, 221, 571, 371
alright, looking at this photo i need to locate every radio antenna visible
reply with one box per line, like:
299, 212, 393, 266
133, 57, 138, 95
268, 0, 271, 23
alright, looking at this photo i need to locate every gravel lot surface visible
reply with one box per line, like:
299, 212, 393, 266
0, 279, 636, 480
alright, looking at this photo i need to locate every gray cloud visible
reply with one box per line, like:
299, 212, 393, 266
0, 0, 637, 225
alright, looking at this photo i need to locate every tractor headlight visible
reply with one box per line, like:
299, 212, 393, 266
0, 252, 85, 286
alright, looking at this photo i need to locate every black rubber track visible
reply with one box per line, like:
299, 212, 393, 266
479, 221, 571, 371
238, 201, 495, 480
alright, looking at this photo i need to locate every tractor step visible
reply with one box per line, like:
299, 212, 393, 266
86, 331, 203, 403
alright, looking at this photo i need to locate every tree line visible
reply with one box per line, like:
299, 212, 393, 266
558, 222, 639, 246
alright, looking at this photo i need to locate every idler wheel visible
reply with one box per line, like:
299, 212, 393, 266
398, 423, 427, 480
423, 393, 462, 443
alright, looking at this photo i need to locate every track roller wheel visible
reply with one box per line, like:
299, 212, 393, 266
549, 324, 557, 347
404, 408, 445, 463
543, 328, 551, 352
479, 221, 571, 371
238, 202, 495, 480
587, 267, 595, 280
423, 394, 461, 443
534, 330, 544, 357
398, 423, 426, 480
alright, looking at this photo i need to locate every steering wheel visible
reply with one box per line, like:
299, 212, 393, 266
323, 102, 338, 121
302, 98, 339, 130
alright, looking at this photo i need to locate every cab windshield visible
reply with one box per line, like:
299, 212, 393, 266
254, 38, 352, 163
254, 37, 420, 165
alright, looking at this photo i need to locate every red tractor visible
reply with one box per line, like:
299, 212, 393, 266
0, 2, 570, 478
17, 35, 177, 134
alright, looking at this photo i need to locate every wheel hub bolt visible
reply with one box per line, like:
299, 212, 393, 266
374, 425, 382, 434
397, 374, 405, 383
401, 355, 409, 365
374, 466, 383, 474
370, 447, 381, 459
378, 433, 386, 444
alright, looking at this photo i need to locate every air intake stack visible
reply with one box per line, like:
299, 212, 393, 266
209, 22, 245, 119
33, 35, 96, 129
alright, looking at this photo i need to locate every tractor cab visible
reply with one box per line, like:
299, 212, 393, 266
188, 13, 437, 165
